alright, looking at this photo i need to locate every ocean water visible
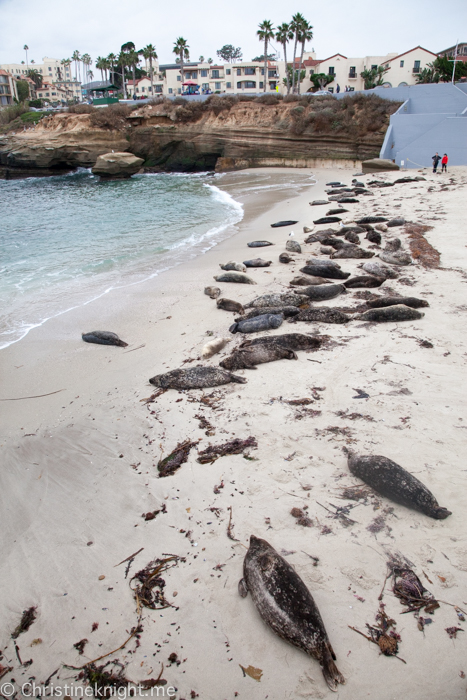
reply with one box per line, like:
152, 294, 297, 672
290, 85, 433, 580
0, 168, 315, 349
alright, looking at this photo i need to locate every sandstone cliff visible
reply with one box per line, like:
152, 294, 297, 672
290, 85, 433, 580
0, 94, 400, 178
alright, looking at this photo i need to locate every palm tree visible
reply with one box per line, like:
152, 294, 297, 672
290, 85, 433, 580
173, 37, 190, 92
24, 45, 29, 72
107, 53, 117, 84
290, 12, 305, 93
26, 68, 42, 88
142, 44, 158, 97
276, 23, 293, 94
257, 20, 275, 92
72, 50, 81, 81
296, 20, 313, 94
119, 51, 129, 98
199, 55, 205, 63
82, 54, 92, 84
126, 50, 141, 96
95, 56, 104, 81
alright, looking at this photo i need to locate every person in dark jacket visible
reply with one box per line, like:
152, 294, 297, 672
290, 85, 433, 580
432, 152, 441, 173
441, 154, 448, 173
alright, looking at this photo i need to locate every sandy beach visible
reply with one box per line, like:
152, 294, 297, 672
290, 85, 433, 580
1, 164, 467, 699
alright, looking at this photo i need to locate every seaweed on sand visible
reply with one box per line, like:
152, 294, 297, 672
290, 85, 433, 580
130, 556, 184, 611
157, 439, 198, 477
11, 606, 37, 639
197, 436, 257, 464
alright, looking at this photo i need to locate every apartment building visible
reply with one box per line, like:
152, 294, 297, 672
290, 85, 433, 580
0, 57, 82, 101
438, 42, 467, 63
0, 69, 18, 106
127, 76, 164, 96
35, 81, 70, 105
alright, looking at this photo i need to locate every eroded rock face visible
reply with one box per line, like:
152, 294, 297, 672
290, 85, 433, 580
92, 152, 144, 179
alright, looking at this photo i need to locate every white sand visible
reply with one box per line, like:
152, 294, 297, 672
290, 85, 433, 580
1, 165, 467, 699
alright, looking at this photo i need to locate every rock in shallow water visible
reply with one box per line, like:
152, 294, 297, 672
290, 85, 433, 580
92, 152, 144, 179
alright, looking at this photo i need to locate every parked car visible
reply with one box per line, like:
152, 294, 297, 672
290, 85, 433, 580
311, 90, 333, 96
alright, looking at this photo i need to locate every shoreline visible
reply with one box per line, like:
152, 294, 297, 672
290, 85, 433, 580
1, 165, 467, 699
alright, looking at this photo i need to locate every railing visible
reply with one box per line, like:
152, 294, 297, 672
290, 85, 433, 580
348, 73, 356, 79
412, 68, 420, 74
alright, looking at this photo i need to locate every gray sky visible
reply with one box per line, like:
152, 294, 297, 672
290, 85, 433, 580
1, 0, 464, 69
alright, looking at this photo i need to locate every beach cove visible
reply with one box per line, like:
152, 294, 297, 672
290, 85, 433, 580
1, 164, 467, 699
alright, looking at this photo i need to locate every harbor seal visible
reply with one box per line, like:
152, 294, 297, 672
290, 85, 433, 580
239, 535, 345, 691
247, 240, 273, 247
220, 345, 297, 370
149, 366, 246, 389
367, 297, 429, 309
300, 264, 350, 280
82, 331, 128, 347
271, 220, 298, 227
355, 305, 424, 322
362, 261, 399, 279
365, 229, 382, 245
297, 283, 346, 301
202, 337, 231, 359
327, 208, 348, 215
240, 333, 325, 351
230, 314, 283, 334
344, 231, 360, 244
310, 200, 329, 206
245, 293, 309, 308
347, 452, 451, 519
313, 216, 342, 225
243, 258, 272, 267
214, 271, 257, 284
344, 276, 384, 288
379, 250, 412, 266
387, 217, 406, 227
279, 252, 294, 264
216, 298, 245, 314
290, 275, 330, 286
286, 240, 302, 254
357, 216, 388, 224
204, 286, 221, 299
291, 308, 350, 324
220, 261, 247, 272
235, 306, 300, 321
331, 245, 374, 259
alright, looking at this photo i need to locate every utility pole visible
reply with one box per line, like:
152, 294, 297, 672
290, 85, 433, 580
448, 40, 460, 84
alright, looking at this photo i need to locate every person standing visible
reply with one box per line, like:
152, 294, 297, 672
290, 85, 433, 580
432, 152, 441, 173
441, 153, 448, 173
336, 84, 340, 93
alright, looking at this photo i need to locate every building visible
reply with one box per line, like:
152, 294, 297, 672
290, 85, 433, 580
35, 81, 70, 105
0, 57, 82, 101
126, 76, 164, 97
438, 42, 467, 64
0, 69, 18, 106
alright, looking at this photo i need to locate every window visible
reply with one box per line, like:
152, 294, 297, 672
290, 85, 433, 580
349, 66, 356, 78
328, 66, 335, 75
226, 69, 231, 75
237, 81, 256, 89
245, 67, 255, 75
371, 64, 377, 71
259, 81, 263, 89
155, 85, 162, 93
177, 88, 181, 94
413, 60, 420, 73
202, 83, 209, 89
268, 70, 276, 77
215, 82, 221, 90
400, 60, 404, 67
269, 81, 276, 89
226, 82, 231, 88
177, 75, 181, 81
212, 69, 219, 78
310, 69, 314, 75
201, 69, 207, 77
168, 87, 173, 94
261, 68, 264, 75
237, 68, 241, 76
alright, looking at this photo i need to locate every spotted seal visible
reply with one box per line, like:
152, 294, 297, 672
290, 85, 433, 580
243, 258, 272, 267
220, 345, 297, 370
367, 297, 429, 309
357, 216, 388, 224
331, 245, 374, 259
214, 271, 257, 284
286, 240, 302, 254
313, 216, 342, 225
202, 337, 231, 359
82, 331, 128, 347
356, 305, 424, 322
379, 250, 412, 266
290, 275, 330, 286
296, 283, 346, 301
149, 366, 246, 389
300, 263, 350, 280
239, 535, 345, 691
291, 308, 350, 324
229, 314, 283, 334
362, 261, 399, 280
235, 306, 300, 321
347, 451, 451, 519
279, 252, 294, 264
216, 298, 245, 314
271, 220, 298, 228
344, 276, 384, 288
344, 231, 360, 244
365, 229, 382, 245
220, 261, 246, 272
240, 333, 325, 352
247, 240, 274, 247
204, 286, 221, 299
245, 293, 308, 308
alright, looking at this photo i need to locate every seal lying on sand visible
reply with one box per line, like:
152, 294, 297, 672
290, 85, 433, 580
239, 535, 345, 691
362, 261, 399, 280
82, 331, 128, 347
344, 231, 360, 244
367, 297, 429, 309
149, 366, 246, 389
204, 286, 221, 299
279, 252, 294, 264
331, 245, 374, 259
365, 229, 382, 245
286, 240, 302, 254
291, 308, 350, 324
217, 298, 245, 314
271, 220, 298, 227
356, 305, 424, 322
297, 283, 345, 301
247, 240, 273, 247
379, 250, 412, 266
230, 314, 283, 334
347, 452, 451, 519
202, 337, 231, 359
243, 258, 272, 267
300, 263, 350, 280
214, 272, 256, 284
245, 293, 308, 308
240, 333, 325, 351
220, 345, 297, 370
290, 275, 330, 286
344, 276, 384, 288
220, 261, 246, 272
235, 306, 300, 321
313, 216, 342, 225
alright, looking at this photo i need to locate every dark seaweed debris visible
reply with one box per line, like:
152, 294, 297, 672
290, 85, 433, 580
74, 638, 88, 655
197, 436, 257, 464
349, 603, 405, 662
130, 556, 184, 610
445, 627, 464, 639
158, 439, 198, 477
11, 606, 37, 639
80, 661, 130, 698
290, 507, 314, 527
392, 567, 440, 614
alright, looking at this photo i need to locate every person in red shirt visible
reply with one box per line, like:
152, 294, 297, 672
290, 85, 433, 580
441, 154, 448, 173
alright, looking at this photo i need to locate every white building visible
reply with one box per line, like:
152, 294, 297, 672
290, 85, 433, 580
0, 69, 18, 106
0, 57, 82, 101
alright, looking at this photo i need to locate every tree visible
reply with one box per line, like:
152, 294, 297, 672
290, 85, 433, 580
61, 58, 72, 82
26, 68, 42, 88
173, 37, 190, 90
216, 45, 243, 63
207, 58, 213, 64
107, 53, 117, 84
310, 73, 334, 90
24, 45, 29, 72
198, 55, 205, 63
17, 80, 29, 102
126, 50, 141, 96
252, 53, 276, 62
257, 20, 275, 92
81, 54, 92, 84
95, 56, 106, 82
430, 55, 467, 82
360, 65, 389, 89
416, 64, 440, 84
290, 12, 305, 93
142, 44, 158, 97
72, 50, 81, 81
119, 51, 129, 98
296, 19, 313, 94
283, 66, 305, 88
276, 22, 294, 94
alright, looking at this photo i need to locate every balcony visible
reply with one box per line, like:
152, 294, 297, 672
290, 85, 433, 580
348, 73, 357, 79
412, 67, 421, 74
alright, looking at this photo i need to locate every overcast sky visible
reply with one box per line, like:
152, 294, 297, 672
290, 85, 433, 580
1, 0, 464, 69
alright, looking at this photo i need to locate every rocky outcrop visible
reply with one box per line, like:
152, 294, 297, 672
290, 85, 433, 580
92, 152, 144, 179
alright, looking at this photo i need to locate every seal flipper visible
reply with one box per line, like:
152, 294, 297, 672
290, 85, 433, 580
434, 506, 452, 519
230, 374, 247, 384
321, 644, 345, 692
238, 578, 248, 598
